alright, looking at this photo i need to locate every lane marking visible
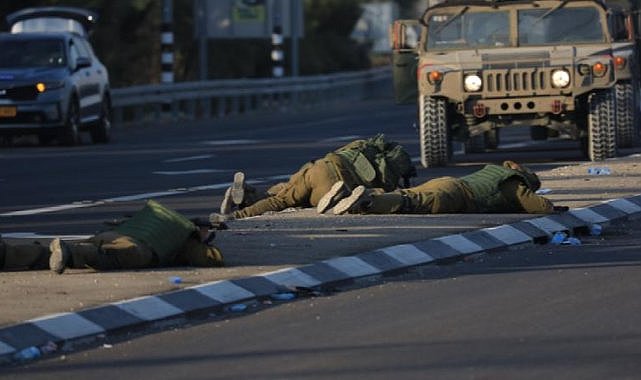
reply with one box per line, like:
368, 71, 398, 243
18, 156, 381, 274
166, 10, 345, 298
153, 169, 229, 175
164, 155, 213, 163
202, 139, 259, 146
0, 175, 290, 217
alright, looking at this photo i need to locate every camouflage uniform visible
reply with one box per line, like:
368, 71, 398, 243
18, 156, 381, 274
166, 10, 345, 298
229, 135, 416, 219
348, 161, 554, 215
1, 200, 223, 272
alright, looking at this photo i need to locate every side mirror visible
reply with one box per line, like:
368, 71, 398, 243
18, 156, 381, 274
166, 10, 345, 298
75, 57, 92, 70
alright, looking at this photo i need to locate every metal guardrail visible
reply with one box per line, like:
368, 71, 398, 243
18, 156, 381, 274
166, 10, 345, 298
110, 66, 392, 125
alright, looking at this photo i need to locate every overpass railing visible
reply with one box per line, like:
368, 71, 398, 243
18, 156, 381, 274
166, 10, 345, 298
110, 66, 392, 125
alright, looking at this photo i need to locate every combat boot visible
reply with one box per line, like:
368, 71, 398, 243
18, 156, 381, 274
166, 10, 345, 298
230, 172, 245, 205
333, 186, 373, 215
317, 181, 350, 213
49, 238, 72, 274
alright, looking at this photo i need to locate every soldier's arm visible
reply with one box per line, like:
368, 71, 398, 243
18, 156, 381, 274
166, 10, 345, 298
503, 178, 555, 213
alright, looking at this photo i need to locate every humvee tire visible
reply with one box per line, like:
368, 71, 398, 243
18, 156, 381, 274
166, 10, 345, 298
614, 81, 638, 148
587, 88, 617, 161
419, 95, 449, 167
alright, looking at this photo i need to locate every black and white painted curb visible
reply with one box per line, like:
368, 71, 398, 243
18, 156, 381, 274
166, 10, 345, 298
2, 194, 640, 363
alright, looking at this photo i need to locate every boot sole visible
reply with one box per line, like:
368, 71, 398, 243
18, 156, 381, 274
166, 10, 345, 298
49, 238, 71, 274
231, 172, 245, 205
333, 185, 366, 215
316, 181, 347, 214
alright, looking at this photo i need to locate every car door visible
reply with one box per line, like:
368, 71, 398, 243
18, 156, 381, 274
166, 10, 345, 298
71, 36, 101, 122
390, 20, 420, 104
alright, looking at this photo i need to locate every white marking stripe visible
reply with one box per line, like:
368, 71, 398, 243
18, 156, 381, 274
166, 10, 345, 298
482, 225, 532, 245
321, 135, 361, 143
381, 244, 434, 266
153, 169, 229, 175
114, 296, 183, 321
603, 198, 641, 214
0, 175, 289, 217
202, 140, 259, 146
323, 256, 381, 278
28, 313, 104, 340
1, 233, 92, 240
525, 217, 568, 235
0, 341, 16, 356
164, 155, 214, 163
260, 268, 321, 288
435, 234, 484, 254
569, 208, 610, 224
191, 280, 255, 304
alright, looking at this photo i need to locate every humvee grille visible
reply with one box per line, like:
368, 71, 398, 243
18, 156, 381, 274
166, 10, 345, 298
483, 68, 556, 96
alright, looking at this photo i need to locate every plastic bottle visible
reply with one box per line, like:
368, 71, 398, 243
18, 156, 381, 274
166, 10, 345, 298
270, 292, 296, 301
550, 232, 567, 245
589, 224, 603, 236
169, 276, 182, 284
563, 237, 582, 246
229, 303, 247, 312
14, 346, 41, 361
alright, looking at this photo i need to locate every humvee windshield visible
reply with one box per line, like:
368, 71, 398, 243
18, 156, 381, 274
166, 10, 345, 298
518, 7, 605, 45
427, 10, 510, 49
426, 5, 606, 50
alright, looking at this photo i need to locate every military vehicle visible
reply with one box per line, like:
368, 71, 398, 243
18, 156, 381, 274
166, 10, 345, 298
606, 0, 641, 148
392, 0, 627, 167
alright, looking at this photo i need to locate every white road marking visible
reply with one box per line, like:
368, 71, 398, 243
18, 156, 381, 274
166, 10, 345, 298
153, 169, 229, 175
202, 139, 259, 146
164, 155, 213, 163
321, 135, 361, 143
1, 232, 92, 239
1, 175, 290, 217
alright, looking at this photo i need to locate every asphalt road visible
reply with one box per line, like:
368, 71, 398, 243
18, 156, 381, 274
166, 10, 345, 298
3, 221, 640, 379
2, 97, 641, 376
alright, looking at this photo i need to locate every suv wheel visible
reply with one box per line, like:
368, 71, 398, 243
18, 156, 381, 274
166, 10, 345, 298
419, 95, 449, 167
614, 82, 638, 148
58, 98, 80, 146
586, 89, 617, 161
90, 98, 111, 144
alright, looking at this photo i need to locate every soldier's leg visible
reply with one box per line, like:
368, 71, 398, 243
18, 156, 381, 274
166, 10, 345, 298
52, 232, 156, 272
0, 239, 49, 270
231, 162, 315, 219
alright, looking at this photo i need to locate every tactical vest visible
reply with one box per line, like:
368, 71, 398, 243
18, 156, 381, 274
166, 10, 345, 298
334, 134, 414, 191
460, 165, 534, 212
114, 200, 197, 265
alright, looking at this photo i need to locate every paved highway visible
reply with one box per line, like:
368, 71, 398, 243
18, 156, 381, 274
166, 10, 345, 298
3, 221, 640, 379
1, 97, 640, 377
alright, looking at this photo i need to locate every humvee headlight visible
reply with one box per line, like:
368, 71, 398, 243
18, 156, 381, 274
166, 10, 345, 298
551, 70, 570, 88
464, 74, 482, 92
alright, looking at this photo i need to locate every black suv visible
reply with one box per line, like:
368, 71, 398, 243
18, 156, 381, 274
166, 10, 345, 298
0, 6, 111, 145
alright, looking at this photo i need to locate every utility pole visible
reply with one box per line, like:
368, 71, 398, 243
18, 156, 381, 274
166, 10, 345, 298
271, 1, 285, 78
161, 0, 174, 83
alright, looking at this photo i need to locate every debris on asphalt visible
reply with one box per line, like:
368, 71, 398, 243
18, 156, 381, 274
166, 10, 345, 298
13, 346, 41, 361
536, 188, 552, 195
587, 167, 611, 175
550, 232, 567, 245
270, 292, 296, 301
229, 303, 247, 312
169, 276, 182, 284
590, 224, 603, 236
561, 237, 582, 246
39, 341, 58, 355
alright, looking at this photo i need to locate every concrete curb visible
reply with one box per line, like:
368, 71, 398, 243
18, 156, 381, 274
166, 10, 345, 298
2, 194, 640, 364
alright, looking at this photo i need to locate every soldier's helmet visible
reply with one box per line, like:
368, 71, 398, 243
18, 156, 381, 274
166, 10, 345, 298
503, 160, 541, 191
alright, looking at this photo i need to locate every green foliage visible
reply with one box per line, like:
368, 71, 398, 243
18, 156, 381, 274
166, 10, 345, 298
0, 0, 399, 85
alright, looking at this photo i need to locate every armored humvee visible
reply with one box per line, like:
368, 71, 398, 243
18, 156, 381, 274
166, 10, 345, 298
606, 0, 641, 148
392, 0, 629, 167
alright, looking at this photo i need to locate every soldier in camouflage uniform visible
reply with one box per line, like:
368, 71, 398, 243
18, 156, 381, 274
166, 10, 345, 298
1, 200, 224, 273
331, 161, 561, 215
212, 134, 417, 222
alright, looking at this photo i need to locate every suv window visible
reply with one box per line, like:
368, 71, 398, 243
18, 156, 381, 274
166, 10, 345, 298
518, 7, 605, 45
0, 39, 66, 68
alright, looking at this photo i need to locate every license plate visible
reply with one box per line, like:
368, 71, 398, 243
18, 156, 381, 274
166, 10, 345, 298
0, 106, 17, 118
